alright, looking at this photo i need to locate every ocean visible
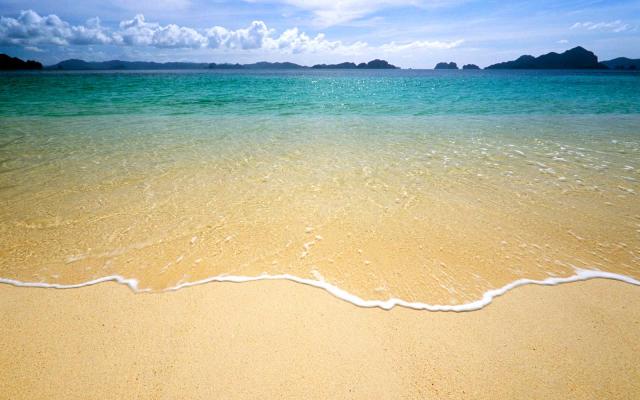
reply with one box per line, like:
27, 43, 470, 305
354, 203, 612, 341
1, 69, 639, 309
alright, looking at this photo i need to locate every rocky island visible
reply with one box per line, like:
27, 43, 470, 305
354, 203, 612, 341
602, 57, 639, 70
0, 54, 43, 70
434, 62, 458, 70
48, 59, 210, 70
486, 46, 607, 69
208, 61, 305, 69
45, 58, 399, 70
313, 59, 398, 69
6, 48, 639, 71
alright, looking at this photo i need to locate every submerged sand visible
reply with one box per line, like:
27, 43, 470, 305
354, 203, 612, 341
2, 116, 639, 305
1, 279, 639, 399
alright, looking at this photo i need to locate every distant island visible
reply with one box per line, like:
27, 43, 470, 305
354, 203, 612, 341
485, 46, 607, 69
0, 54, 42, 70
312, 59, 398, 69
601, 57, 639, 70
434, 62, 458, 70
462, 64, 480, 70
208, 61, 304, 70
48, 59, 211, 70
311, 62, 359, 69
40, 58, 398, 71
208, 59, 398, 70
426, 47, 634, 71
1, 47, 638, 71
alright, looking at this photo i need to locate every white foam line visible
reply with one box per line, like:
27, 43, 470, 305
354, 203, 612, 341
0, 275, 143, 292
1, 268, 638, 312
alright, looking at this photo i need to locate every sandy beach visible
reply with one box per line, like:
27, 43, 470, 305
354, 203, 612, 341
3, 4, 640, 399
1, 279, 638, 399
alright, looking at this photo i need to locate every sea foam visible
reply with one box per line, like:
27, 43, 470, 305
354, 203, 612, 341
1, 268, 638, 312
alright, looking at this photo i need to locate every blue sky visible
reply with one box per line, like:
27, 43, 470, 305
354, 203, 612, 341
1, 0, 638, 67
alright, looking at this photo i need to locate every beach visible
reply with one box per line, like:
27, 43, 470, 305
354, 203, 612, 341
1, 278, 639, 399
1, 69, 639, 398
1, 112, 639, 305
2, 72, 639, 305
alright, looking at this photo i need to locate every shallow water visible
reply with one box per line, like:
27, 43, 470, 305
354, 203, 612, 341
1, 70, 639, 306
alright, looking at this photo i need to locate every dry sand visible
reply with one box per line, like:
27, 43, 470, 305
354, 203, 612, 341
1, 279, 639, 399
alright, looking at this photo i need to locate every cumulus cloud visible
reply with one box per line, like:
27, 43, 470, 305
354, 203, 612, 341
114, 14, 156, 46
0, 9, 463, 57
570, 20, 631, 33
205, 20, 272, 49
203, 21, 366, 53
265, 28, 367, 54
71, 17, 112, 45
0, 10, 111, 46
153, 24, 207, 48
114, 14, 207, 48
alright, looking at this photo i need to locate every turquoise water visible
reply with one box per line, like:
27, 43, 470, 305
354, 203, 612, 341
1, 69, 639, 306
1, 70, 639, 117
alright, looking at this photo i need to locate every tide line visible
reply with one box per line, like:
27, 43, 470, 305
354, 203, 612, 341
1, 268, 639, 312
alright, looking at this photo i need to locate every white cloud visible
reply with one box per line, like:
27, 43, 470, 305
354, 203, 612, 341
206, 21, 272, 50
71, 17, 112, 45
153, 24, 207, 48
0, 10, 463, 58
557, 39, 569, 44
265, 28, 367, 54
114, 15, 207, 48
0, 10, 111, 46
114, 14, 157, 46
570, 20, 630, 33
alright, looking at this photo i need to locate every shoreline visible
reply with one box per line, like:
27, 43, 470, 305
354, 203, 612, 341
1, 267, 639, 312
1, 278, 639, 399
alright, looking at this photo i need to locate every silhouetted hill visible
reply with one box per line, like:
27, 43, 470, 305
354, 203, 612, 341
0, 54, 43, 70
206, 62, 243, 69
312, 62, 357, 69
462, 64, 480, 70
435, 62, 458, 70
208, 61, 305, 69
38, 52, 640, 72
48, 59, 210, 70
359, 59, 398, 69
244, 62, 304, 69
601, 57, 639, 70
486, 47, 607, 69
311, 60, 398, 69
46, 59, 398, 70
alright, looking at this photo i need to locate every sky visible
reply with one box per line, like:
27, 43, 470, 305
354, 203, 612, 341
0, 0, 639, 68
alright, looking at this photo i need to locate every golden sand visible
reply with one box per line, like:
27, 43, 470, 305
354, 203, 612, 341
1, 117, 639, 305
0, 279, 638, 399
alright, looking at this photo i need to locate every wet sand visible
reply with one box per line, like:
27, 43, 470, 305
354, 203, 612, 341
1, 279, 638, 399
2, 116, 640, 305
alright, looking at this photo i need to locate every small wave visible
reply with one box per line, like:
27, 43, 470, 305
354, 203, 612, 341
1, 268, 638, 312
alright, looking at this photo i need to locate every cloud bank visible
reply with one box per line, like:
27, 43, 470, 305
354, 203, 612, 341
0, 10, 111, 46
0, 10, 463, 55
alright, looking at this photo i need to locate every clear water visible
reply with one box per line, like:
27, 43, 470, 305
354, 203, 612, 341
1, 70, 639, 306
2, 70, 640, 117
